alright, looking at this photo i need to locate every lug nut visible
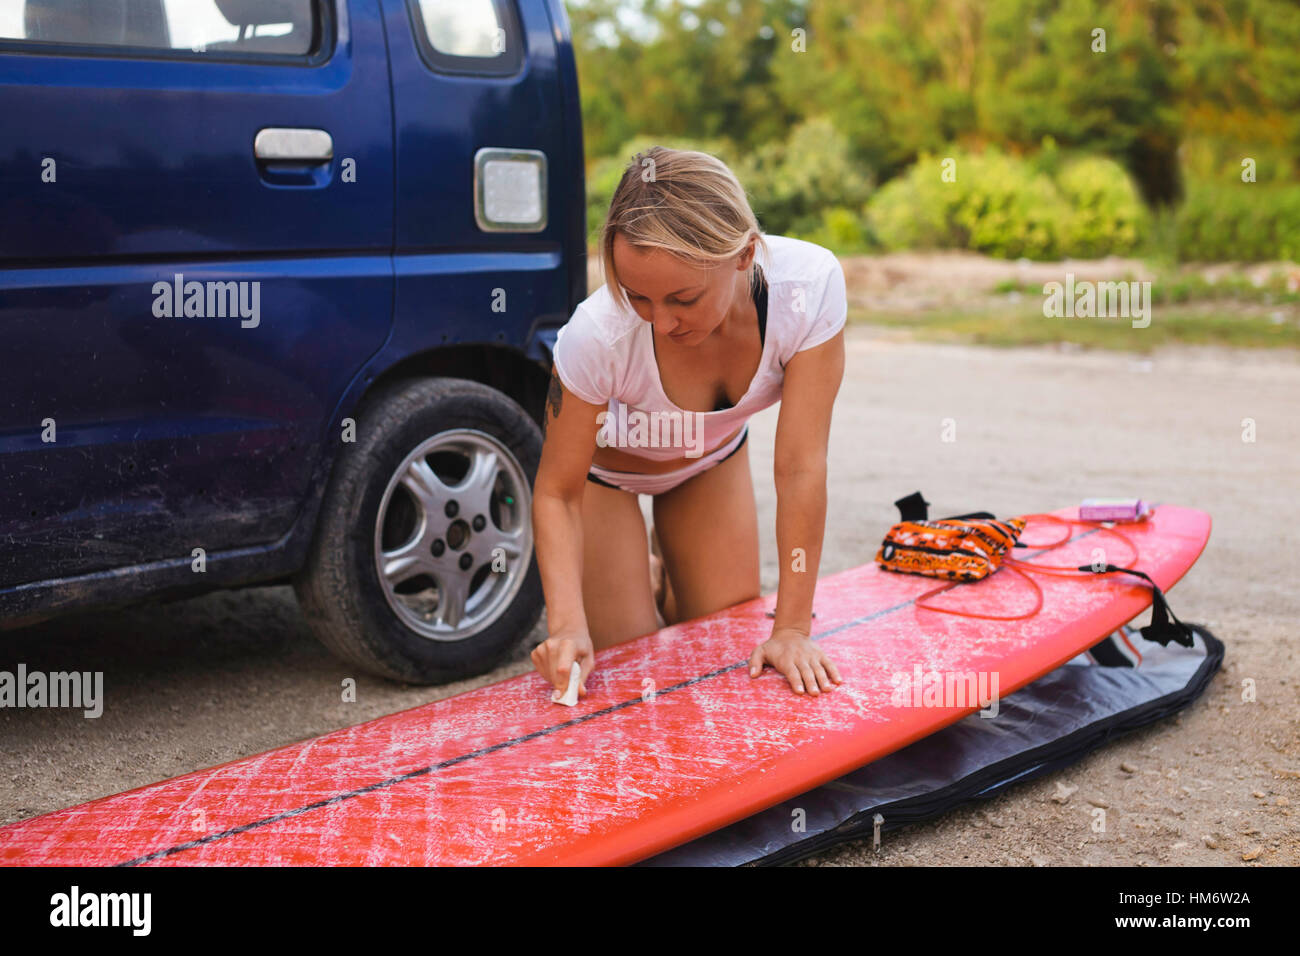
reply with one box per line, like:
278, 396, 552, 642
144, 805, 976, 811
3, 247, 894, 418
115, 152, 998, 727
431, 539, 445, 557
459, 553, 473, 571
445, 500, 459, 518
472, 514, 486, 531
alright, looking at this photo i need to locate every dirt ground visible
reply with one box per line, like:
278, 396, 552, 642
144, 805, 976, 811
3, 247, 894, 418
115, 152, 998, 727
2, 326, 1297, 866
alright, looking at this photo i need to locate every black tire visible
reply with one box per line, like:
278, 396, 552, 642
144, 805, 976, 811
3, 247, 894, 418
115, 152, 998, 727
295, 377, 543, 684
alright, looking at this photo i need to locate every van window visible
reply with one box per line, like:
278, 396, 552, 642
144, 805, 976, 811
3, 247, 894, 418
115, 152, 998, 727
408, 0, 521, 75
0, 0, 319, 57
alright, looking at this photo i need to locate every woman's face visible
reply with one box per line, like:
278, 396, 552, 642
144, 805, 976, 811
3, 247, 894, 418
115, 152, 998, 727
612, 233, 754, 346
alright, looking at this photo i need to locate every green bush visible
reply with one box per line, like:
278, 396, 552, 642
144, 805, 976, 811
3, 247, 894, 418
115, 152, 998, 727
1277, 189, 1300, 262
799, 206, 873, 253
958, 157, 1065, 259
731, 117, 874, 239
868, 150, 1068, 259
867, 148, 1152, 260
1174, 180, 1300, 262
864, 156, 966, 251
1055, 157, 1148, 257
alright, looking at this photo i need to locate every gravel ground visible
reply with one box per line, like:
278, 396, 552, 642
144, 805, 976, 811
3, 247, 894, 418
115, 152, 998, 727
2, 329, 1297, 866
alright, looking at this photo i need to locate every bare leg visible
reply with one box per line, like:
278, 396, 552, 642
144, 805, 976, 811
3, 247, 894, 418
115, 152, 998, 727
579, 479, 661, 648
651, 441, 761, 624
649, 523, 677, 626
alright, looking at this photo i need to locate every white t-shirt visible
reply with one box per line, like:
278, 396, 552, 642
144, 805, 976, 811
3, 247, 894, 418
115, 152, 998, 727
551, 234, 847, 461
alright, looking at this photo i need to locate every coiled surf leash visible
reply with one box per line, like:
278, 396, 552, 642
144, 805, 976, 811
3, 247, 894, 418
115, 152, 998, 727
884, 492, 1195, 647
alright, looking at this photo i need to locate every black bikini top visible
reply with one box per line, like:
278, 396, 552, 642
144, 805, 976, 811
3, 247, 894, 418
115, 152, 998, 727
712, 264, 768, 412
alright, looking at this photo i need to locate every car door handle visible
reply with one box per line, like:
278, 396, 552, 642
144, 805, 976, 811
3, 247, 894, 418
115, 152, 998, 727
254, 128, 334, 164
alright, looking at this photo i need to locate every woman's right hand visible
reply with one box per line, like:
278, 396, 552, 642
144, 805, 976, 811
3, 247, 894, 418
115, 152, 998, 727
531, 628, 595, 699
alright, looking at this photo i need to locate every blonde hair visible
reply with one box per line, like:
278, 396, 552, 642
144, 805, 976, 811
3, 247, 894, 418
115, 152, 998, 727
600, 146, 767, 311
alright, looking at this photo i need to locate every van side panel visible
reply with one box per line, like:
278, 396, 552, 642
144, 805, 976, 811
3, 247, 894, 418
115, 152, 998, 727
379, 0, 578, 368
0, 1, 396, 590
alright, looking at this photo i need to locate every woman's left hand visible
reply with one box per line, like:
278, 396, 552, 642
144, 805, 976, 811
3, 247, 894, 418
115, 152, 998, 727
748, 627, 843, 695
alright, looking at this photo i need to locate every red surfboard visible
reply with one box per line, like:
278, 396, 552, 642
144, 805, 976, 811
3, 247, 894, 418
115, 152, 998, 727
0, 505, 1209, 866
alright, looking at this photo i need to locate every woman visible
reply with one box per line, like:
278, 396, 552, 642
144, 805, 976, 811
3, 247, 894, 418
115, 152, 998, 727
531, 146, 846, 699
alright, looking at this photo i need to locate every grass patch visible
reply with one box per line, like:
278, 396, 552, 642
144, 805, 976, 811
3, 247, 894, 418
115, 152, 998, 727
853, 305, 1300, 350
1150, 271, 1300, 306
988, 270, 1300, 305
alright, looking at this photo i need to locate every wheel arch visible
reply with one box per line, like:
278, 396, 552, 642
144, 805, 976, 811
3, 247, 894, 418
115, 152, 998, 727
290, 343, 550, 575
358, 343, 551, 427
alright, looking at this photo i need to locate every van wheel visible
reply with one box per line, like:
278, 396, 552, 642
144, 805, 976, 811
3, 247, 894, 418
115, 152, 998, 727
295, 378, 542, 684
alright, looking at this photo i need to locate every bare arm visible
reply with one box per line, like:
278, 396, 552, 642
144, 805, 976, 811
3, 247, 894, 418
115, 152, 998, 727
772, 328, 844, 630
530, 367, 604, 694
747, 328, 846, 694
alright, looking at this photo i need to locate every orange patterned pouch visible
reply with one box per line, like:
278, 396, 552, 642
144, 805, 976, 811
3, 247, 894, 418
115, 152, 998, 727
875, 516, 1026, 582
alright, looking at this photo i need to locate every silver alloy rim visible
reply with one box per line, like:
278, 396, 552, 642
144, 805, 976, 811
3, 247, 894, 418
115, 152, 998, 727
373, 429, 532, 642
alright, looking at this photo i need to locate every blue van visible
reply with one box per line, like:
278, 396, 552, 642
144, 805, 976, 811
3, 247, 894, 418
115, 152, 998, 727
0, 0, 585, 683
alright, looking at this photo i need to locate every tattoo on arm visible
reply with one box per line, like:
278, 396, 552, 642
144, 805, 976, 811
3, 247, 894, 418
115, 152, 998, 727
543, 367, 563, 438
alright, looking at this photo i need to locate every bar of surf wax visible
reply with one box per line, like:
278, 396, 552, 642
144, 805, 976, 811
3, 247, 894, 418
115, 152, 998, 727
1079, 497, 1148, 522
551, 661, 581, 706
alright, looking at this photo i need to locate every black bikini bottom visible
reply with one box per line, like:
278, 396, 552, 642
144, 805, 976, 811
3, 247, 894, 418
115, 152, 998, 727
585, 429, 749, 495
